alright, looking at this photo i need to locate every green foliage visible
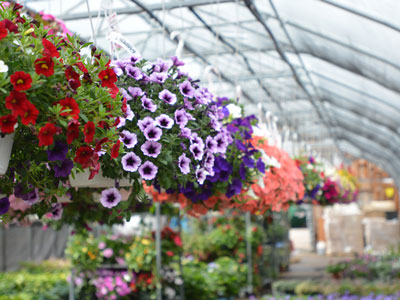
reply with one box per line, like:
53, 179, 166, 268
0, 262, 69, 300
272, 280, 400, 297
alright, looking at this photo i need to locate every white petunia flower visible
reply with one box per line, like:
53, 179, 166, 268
0, 60, 8, 73
226, 103, 242, 118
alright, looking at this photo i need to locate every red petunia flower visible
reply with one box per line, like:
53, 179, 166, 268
94, 137, 109, 152
111, 140, 120, 159
58, 97, 80, 119
34, 56, 54, 77
0, 114, 17, 134
0, 21, 8, 41
10, 71, 32, 91
38, 123, 60, 146
20, 101, 39, 125
67, 120, 80, 144
5, 90, 28, 116
97, 121, 108, 129
75, 62, 88, 73
109, 84, 119, 98
65, 66, 81, 90
65, 65, 79, 81
98, 68, 117, 88
4, 19, 18, 33
74, 146, 94, 168
83, 121, 95, 143
42, 38, 60, 58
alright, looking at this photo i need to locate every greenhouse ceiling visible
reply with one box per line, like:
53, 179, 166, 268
21, 0, 400, 183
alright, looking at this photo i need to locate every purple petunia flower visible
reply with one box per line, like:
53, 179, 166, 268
138, 116, 155, 132
171, 56, 184, 67
235, 140, 247, 152
239, 163, 246, 180
150, 72, 168, 84
180, 127, 192, 139
176, 69, 188, 79
175, 109, 188, 127
226, 178, 242, 198
53, 159, 74, 178
139, 161, 158, 180
209, 118, 222, 131
256, 158, 265, 173
117, 117, 126, 129
50, 203, 63, 220
227, 124, 239, 133
100, 188, 122, 208
243, 156, 254, 168
141, 141, 162, 158
159, 89, 177, 105
125, 65, 143, 80
179, 80, 195, 98
120, 130, 137, 148
205, 136, 218, 153
183, 98, 195, 110
125, 105, 134, 121
120, 88, 132, 101
196, 168, 207, 185
214, 133, 229, 154
0, 197, 10, 215
122, 152, 141, 172
189, 144, 204, 161
190, 133, 204, 147
204, 151, 215, 168
127, 86, 144, 98
153, 58, 171, 73
130, 55, 142, 64
178, 153, 191, 174
24, 188, 39, 205
143, 125, 162, 141
155, 114, 174, 129
47, 140, 68, 162
141, 96, 157, 112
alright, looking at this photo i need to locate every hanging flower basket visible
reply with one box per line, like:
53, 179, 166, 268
0, 133, 14, 175
69, 169, 132, 188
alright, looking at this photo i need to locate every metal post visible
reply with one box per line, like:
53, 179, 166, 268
69, 268, 75, 300
177, 212, 185, 300
155, 202, 162, 300
305, 204, 316, 252
245, 212, 253, 294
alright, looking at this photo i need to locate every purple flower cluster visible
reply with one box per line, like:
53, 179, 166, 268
114, 55, 227, 191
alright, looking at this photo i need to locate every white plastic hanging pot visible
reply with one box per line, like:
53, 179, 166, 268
0, 133, 14, 175
69, 169, 131, 188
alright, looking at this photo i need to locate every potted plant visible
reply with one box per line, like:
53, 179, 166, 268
0, 3, 123, 220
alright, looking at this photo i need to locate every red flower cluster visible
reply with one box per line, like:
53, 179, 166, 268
98, 68, 117, 89
1, 82, 39, 133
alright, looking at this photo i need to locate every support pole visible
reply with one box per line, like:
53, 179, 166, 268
69, 269, 75, 300
177, 212, 185, 300
155, 202, 162, 300
245, 212, 253, 294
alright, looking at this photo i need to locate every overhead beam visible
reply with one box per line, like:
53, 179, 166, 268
311, 70, 400, 112
319, 0, 400, 34
61, 0, 234, 21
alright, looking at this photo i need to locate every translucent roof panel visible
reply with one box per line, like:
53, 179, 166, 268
23, 0, 400, 182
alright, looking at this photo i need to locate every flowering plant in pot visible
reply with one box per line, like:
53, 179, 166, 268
0, 3, 123, 220
88, 55, 230, 208
295, 155, 325, 205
